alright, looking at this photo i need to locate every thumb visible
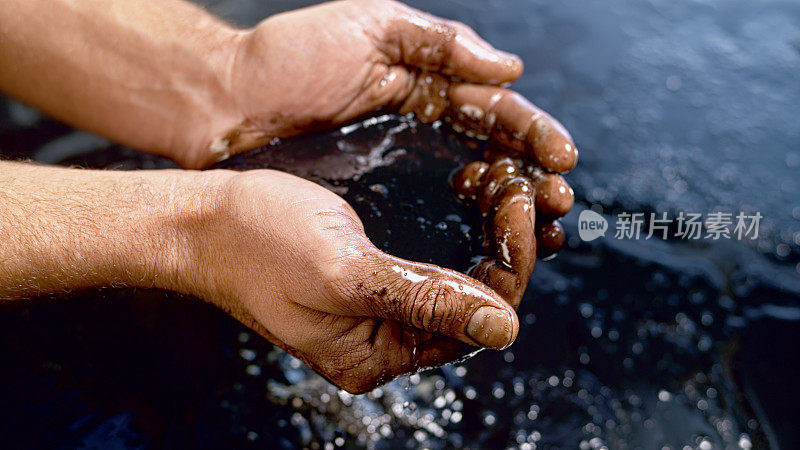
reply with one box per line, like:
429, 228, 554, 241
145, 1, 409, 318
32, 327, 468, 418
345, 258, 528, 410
342, 247, 519, 350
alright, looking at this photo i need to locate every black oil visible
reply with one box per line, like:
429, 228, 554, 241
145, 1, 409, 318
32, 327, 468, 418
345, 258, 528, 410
216, 115, 487, 274
1, 0, 799, 448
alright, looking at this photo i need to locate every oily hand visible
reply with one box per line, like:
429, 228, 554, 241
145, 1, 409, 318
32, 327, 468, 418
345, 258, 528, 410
198, 0, 578, 178
211, 0, 580, 250
185, 169, 535, 393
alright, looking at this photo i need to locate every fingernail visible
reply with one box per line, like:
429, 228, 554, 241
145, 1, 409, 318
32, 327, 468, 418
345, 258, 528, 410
467, 306, 514, 349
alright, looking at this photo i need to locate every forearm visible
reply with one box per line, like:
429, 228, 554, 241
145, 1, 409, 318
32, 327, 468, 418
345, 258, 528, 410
0, 0, 242, 168
0, 161, 214, 299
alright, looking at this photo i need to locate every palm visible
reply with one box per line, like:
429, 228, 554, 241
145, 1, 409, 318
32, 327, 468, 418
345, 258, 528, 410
209, 170, 470, 391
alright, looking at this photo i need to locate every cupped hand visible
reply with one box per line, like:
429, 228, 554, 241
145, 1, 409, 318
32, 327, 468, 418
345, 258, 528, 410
175, 0, 580, 391
179, 168, 538, 393
197, 0, 579, 249
193, 0, 577, 176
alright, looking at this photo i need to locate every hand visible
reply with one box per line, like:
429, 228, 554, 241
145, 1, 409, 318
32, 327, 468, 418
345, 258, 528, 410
176, 168, 538, 393
192, 0, 578, 176
200, 0, 578, 254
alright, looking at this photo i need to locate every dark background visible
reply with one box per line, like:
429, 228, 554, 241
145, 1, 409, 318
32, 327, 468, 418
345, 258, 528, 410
1, 0, 799, 448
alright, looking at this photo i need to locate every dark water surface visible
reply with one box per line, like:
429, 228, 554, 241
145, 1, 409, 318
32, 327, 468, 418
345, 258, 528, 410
1, 0, 799, 449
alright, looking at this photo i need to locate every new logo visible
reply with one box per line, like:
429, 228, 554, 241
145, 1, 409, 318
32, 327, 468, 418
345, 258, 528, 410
578, 210, 608, 241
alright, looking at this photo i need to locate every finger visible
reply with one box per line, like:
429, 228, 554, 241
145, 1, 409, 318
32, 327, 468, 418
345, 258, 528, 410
450, 160, 489, 199
451, 158, 521, 210
350, 324, 474, 392
525, 167, 574, 218
451, 159, 537, 307
343, 248, 519, 350
387, 7, 523, 85
395, 71, 451, 123
536, 219, 565, 259
445, 83, 578, 173
471, 183, 536, 307
414, 334, 474, 371
477, 148, 575, 219
452, 160, 570, 258
475, 158, 520, 215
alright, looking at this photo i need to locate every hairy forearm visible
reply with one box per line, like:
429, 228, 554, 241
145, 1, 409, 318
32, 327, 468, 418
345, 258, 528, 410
0, 161, 212, 299
0, 0, 242, 168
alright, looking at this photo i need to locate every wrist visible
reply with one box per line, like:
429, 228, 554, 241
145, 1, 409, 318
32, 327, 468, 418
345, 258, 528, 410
155, 169, 236, 298
75, 168, 227, 295
173, 26, 258, 170
180, 21, 288, 169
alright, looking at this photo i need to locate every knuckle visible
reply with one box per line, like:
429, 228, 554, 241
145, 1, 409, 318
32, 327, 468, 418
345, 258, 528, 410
410, 280, 454, 333
502, 89, 526, 108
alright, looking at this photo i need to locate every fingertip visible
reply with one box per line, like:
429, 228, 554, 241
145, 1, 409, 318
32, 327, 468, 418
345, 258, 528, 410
535, 219, 565, 259
501, 51, 524, 83
450, 34, 525, 85
528, 116, 579, 173
451, 161, 489, 199
466, 305, 518, 349
531, 173, 574, 218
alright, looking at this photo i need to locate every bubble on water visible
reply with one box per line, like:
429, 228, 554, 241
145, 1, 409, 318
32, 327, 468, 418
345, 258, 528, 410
738, 434, 752, 449
464, 387, 477, 400
665, 75, 683, 91
492, 383, 505, 399
580, 303, 595, 318
239, 349, 256, 361
698, 335, 713, 352
608, 329, 620, 341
